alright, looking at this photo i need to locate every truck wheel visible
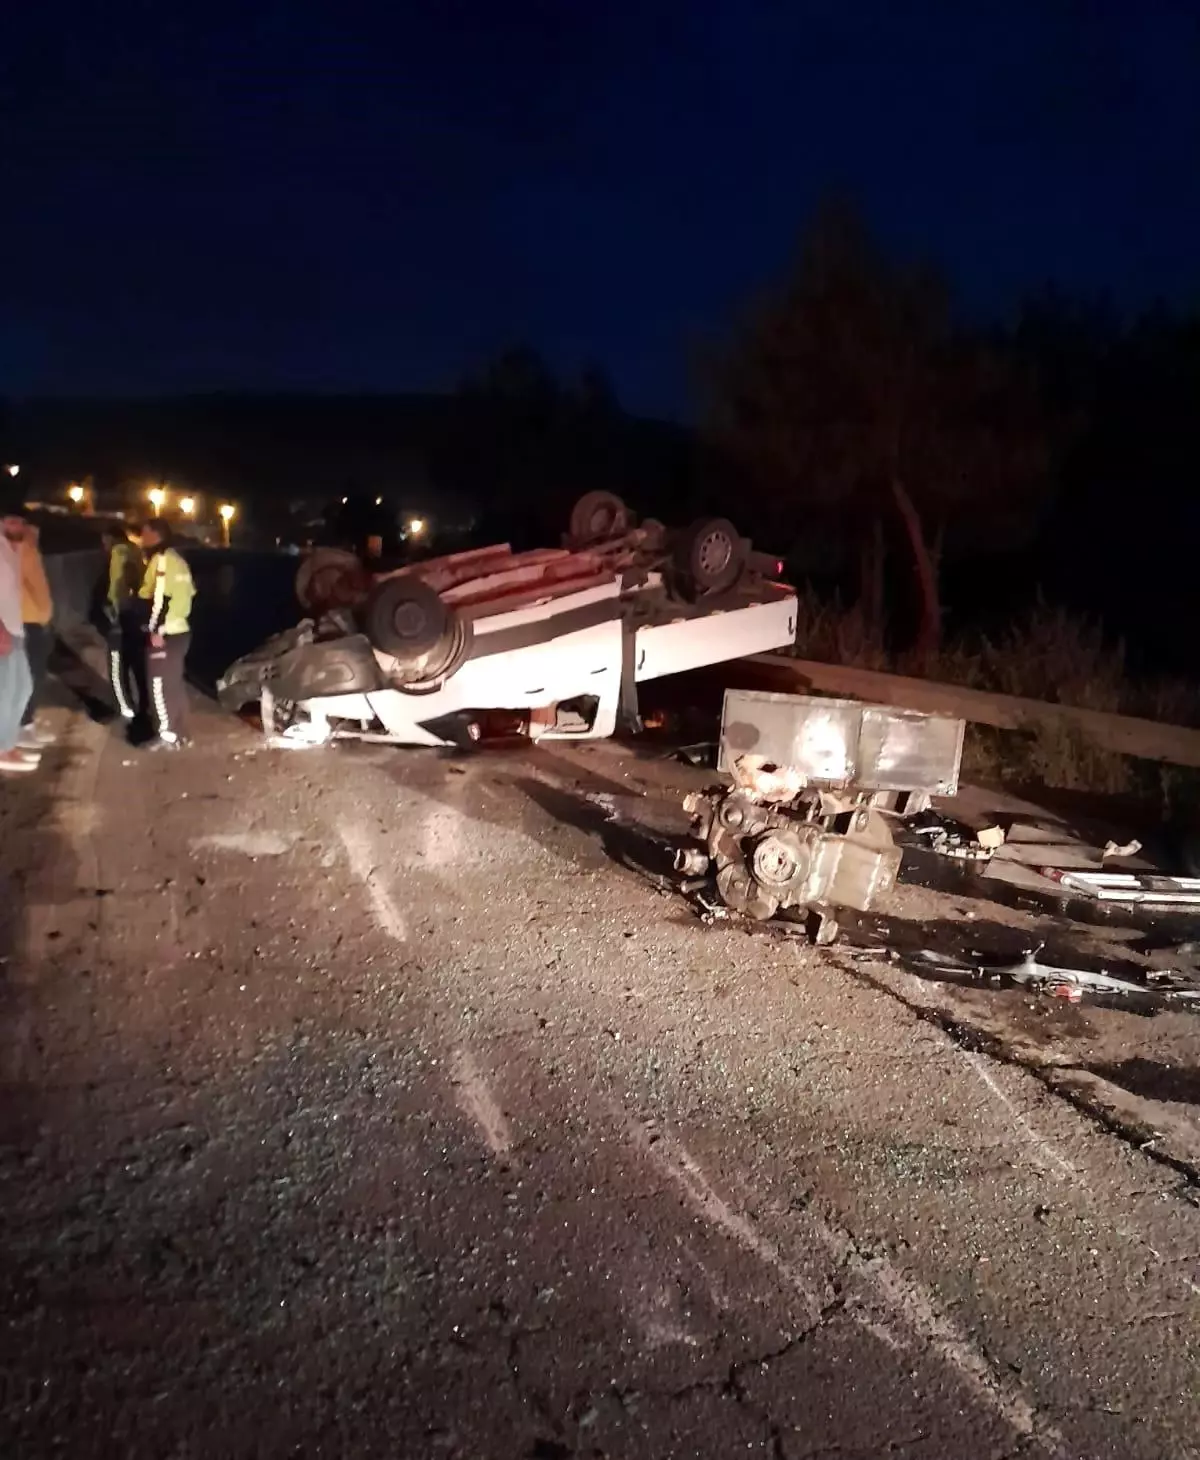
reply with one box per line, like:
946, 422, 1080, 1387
675, 518, 746, 598
395, 613, 474, 693
569, 490, 630, 544
363, 576, 460, 676
296, 549, 370, 612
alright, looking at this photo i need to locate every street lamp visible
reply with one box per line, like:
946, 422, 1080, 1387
407, 517, 426, 538
374, 496, 383, 507
179, 496, 196, 516
147, 485, 167, 511
68, 484, 85, 505
218, 502, 236, 548
4, 464, 18, 477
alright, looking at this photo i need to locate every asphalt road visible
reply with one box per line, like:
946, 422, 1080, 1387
2, 689, 1199, 1459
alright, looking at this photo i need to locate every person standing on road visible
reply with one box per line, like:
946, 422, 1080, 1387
2, 504, 56, 749
138, 519, 195, 750
107, 521, 149, 725
0, 498, 38, 775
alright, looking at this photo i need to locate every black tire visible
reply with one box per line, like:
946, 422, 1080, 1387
569, 490, 630, 544
296, 549, 370, 612
399, 612, 474, 690
674, 517, 746, 599
363, 576, 453, 662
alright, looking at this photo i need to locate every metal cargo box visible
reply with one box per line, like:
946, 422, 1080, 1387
718, 689, 964, 796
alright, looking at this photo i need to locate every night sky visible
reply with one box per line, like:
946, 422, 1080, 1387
3, 0, 1198, 415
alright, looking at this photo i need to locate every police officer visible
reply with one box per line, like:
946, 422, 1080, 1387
139, 519, 196, 750
107, 520, 149, 726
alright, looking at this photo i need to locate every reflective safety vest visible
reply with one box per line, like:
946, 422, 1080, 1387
140, 547, 195, 635
108, 542, 145, 609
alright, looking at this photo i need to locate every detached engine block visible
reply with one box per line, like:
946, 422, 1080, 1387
678, 689, 966, 925
681, 787, 901, 922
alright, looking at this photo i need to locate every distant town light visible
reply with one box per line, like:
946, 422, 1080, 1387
407, 517, 426, 537
147, 485, 167, 510
68, 484, 85, 504
179, 496, 196, 515
217, 502, 236, 548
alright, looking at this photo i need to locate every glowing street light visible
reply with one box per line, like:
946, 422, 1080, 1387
4, 464, 18, 477
179, 496, 196, 516
147, 485, 167, 511
218, 502, 236, 548
68, 484, 85, 505
407, 517, 426, 538
374, 496, 383, 507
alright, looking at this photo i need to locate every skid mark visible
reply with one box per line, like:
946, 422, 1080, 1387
417, 801, 470, 869
451, 1049, 512, 1156
626, 1116, 1063, 1454
962, 1052, 1200, 1306
962, 1050, 1078, 1181
337, 823, 408, 941
626, 1118, 825, 1320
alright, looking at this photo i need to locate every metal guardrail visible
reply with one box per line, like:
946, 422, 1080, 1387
744, 654, 1200, 771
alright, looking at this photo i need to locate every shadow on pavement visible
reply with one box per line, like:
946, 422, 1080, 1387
1084, 1057, 1200, 1106
513, 774, 682, 887
48, 636, 117, 724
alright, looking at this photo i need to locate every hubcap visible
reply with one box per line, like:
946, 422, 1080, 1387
393, 601, 428, 639
697, 530, 732, 576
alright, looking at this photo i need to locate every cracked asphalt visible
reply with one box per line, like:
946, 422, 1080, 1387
2, 684, 1199, 1458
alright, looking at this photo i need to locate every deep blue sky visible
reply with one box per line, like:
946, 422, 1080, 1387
2, 0, 1197, 415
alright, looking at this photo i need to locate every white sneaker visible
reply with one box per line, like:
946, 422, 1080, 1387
0, 749, 39, 774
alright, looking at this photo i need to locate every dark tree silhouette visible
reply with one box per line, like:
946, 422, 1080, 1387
706, 200, 1055, 663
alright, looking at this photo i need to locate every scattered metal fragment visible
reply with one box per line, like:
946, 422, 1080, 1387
676, 742, 716, 768
912, 943, 1200, 1010
909, 809, 999, 862
1037, 869, 1200, 907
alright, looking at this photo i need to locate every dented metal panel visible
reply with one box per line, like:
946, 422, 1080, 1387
719, 691, 861, 782
858, 706, 964, 796
718, 688, 963, 794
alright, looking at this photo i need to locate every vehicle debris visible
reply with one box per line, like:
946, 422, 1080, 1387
218, 495, 798, 751
678, 690, 966, 934
675, 742, 716, 767
1102, 838, 1143, 860
1036, 869, 1200, 907
907, 809, 1004, 862
910, 943, 1200, 1009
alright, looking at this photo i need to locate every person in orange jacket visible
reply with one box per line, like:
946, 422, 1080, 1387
0, 500, 55, 748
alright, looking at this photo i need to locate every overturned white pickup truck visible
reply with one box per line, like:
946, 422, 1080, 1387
218, 493, 798, 749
